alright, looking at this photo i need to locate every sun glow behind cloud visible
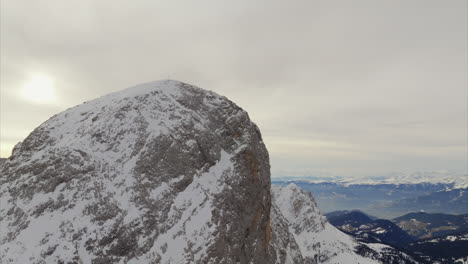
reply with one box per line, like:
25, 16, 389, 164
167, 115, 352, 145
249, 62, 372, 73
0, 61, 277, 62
1, 0, 466, 175
19, 74, 57, 104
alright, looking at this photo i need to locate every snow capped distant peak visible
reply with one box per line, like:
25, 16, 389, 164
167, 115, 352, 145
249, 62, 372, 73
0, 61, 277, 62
274, 171, 468, 189
341, 171, 468, 189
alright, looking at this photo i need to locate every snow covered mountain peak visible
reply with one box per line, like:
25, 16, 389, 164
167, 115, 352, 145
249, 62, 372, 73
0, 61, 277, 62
1, 80, 272, 263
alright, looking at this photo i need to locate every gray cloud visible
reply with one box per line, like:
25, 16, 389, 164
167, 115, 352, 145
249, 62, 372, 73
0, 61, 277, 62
1, 0, 466, 176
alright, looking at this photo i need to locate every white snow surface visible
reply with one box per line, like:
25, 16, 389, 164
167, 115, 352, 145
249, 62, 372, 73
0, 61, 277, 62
277, 171, 468, 189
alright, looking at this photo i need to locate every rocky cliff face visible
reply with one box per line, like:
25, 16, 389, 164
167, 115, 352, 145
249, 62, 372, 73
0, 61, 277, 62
0, 80, 272, 263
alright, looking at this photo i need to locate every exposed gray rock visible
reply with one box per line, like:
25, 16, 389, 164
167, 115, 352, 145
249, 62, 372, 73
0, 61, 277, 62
269, 201, 306, 264
0, 80, 272, 264
0, 158, 6, 171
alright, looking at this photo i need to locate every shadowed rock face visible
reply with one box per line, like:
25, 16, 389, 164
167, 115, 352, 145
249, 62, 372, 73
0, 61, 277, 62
0, 80, 272, 263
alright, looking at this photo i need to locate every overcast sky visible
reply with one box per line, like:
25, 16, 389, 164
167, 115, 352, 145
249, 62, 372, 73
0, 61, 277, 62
1, 0, 466, 177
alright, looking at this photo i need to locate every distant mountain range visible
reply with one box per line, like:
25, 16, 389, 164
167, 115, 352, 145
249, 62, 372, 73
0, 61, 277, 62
386, 189, 468, 217
272, 171, 467, 188
272, 176, 468, 218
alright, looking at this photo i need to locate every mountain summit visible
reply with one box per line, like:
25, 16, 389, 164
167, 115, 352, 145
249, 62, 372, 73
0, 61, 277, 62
1, 80, 272, 263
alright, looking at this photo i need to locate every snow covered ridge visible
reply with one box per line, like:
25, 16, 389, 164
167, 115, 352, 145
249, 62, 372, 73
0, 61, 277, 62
274, 171, 468, 189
